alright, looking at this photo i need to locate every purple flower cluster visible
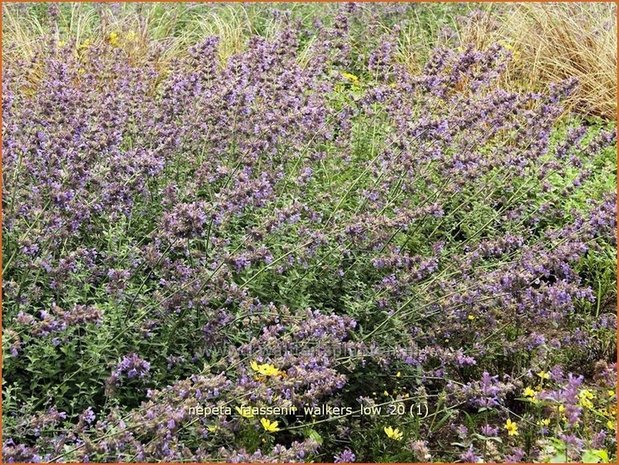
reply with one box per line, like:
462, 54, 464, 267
110, 353, 152, 382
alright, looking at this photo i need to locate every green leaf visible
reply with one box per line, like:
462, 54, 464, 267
596, 450, 609, 463
582, 450, 602, 463
549, 438, 566, 451
550, 454, 568, 463
450, 442, 468, 448
307, 429, 323, 445
582, 449, 609, 464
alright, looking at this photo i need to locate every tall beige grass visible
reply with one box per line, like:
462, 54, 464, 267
2, 3, 300, 70
450, 3, 617, 119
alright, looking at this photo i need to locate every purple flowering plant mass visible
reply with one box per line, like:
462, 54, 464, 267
1, 2, 617, 463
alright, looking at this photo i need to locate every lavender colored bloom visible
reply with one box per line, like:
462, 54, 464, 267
334, 448, 356, 463
79, 407, 96, 425
112, 353, 151, 381
460, 445, 482, 463
2, 3, 616, 463
480, 424, 499, 437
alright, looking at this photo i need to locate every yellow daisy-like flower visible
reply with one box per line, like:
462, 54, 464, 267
467, 314, 476, 321
523, 386, 537, 398
580, 389, 595, 400
578, 389, 595, 409
497, 40, 520, 59
250, 361, 283, 377
384, 426, 403, 441
504, 419, 519, 436
235, 406, 254, 419
497, 39, 514, 51
79, 39, 92, 50
260, 418, 280, 433
109, 31, 120, 47
538, 418, 551, 427
607, 389, 615, 398
607, 420, 616, 431
558, 405, 566, 413
207, 424, 219, 433
341, 71, 359, 83
537, 371, 550, 380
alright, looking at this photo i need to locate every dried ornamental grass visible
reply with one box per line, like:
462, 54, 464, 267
445, 3, 617, 119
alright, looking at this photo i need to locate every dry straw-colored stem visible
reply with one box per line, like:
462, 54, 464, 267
443, 2, 617, 119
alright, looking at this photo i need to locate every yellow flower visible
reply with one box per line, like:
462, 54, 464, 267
504, 419, 519, 436
79, 39, 92, 50
537, 371, 550, 380
580, 389, 595, 399
109, 31, 120, 47
260, 418, 280, 433
396, 371, 401, 378
607, 420, 616, 431
207, 424, 219, 433
538, 418, 551, 426
558, 405, 566, 413
467, 314, 476, 321
250, 361, 282, 377
235, 406, 254, 419
341, 71, 359, 83
578, 389, 595, 409
607, 389, 615, 398
497, 39, 514, 51
523, 386, 537, 398
384, 426, 403, 441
